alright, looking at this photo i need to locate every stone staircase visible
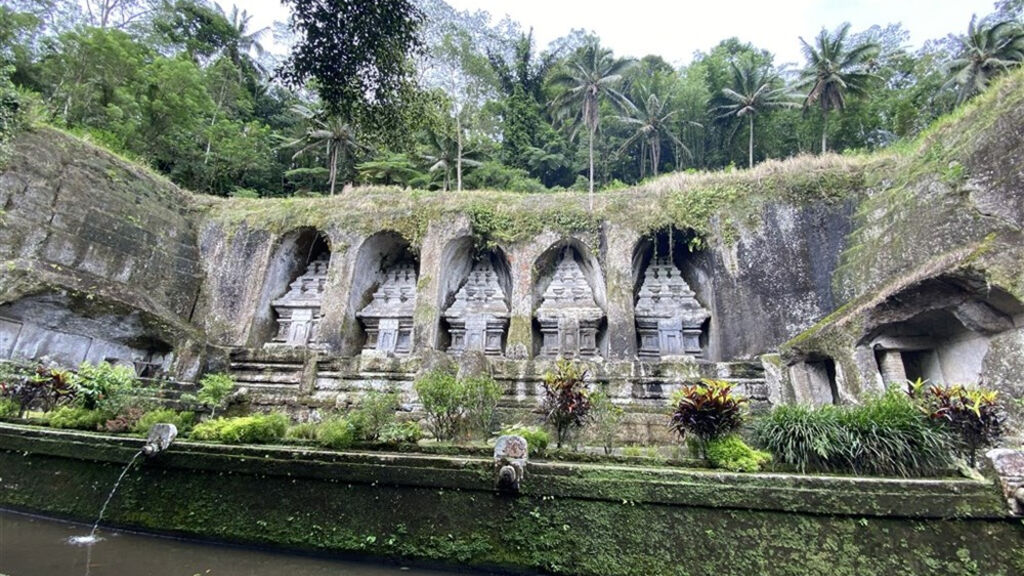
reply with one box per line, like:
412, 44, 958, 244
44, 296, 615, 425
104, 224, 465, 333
227, 349, 308, 403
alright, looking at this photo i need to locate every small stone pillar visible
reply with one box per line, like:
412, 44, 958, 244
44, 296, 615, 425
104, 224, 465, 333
876, 349, 908, 384
444, 262, 509, 355
535, 249, 604, 358
986, 448, 1024, 516
269, 255, 329, 347
357, 263, 417, 355
634, 258, 710, 358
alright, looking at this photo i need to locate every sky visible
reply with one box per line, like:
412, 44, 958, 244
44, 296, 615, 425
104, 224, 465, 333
244, 0, 999, 67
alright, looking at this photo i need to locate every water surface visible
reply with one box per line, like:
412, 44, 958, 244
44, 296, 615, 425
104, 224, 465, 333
0, 509, 490, 576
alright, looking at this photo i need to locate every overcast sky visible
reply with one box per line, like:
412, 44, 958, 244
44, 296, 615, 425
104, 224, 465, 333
246, 0, 997, 67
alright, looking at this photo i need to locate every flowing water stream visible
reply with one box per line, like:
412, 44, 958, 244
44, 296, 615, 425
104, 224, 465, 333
0, 509, 498, 576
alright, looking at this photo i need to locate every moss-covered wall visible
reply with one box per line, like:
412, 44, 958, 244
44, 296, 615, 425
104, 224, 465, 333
0, 425, 1020, 576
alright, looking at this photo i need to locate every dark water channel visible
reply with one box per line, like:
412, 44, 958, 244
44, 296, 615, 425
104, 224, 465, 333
0, 509, 492, 576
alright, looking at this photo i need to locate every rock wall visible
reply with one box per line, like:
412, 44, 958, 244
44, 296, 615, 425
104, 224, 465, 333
0, 127, 204, 376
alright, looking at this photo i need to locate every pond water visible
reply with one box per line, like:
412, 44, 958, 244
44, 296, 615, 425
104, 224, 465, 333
0, 509, 493, 576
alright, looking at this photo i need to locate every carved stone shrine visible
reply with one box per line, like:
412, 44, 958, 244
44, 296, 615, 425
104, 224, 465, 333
357, 263, 417, 355
634, 258, 710, 358
535, 249, 604, 358
270, 255, 329, 347
444, 261, 509, 355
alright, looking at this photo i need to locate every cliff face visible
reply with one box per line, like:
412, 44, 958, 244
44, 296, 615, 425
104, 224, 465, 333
1, 70, 1021, 429
0, 127, 205, 377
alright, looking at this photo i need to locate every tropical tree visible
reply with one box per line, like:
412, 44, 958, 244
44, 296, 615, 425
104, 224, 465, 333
944, 15, 1024, 105
287, 104, 361, 195
549, 40, 634, 206
214, 2, 269, 78
421, 123, 483, 191
716, 59, 796, 168
798, 23, 880, 153
617, 80, 692, 178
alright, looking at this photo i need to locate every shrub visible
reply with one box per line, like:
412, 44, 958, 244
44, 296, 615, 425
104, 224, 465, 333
0, 397, 18, 418
74, 361, 139, 412
348, 390, 398, 441
501, 424, 549, 455
705, 434, 771, 472
755, 388, 953, 477
134, 408, 196, 435
669, 379, 747, 457
588, 391, 624, 455
1, 364, 77, 415
286, 421, 321, 441
541, 360, 591, 448
378, 421, 423, 445
191, 413, 288, 444
916, 383, 1005, 468
462, 375, 502, 438
621, 444, 664, 461
317, 417, 356, 449
753, 403, 849, 473
48, 406, 111, 431
414, 370, 464, 441
197, 373, 235, 416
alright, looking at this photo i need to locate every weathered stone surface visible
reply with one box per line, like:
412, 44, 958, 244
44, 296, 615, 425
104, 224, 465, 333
357, 263, 417, 355
269, 254, 329, 347
635, 257, 710, 358
444, 261, 509, 355
535, 247, 605, 358
986, 448, 1024, 516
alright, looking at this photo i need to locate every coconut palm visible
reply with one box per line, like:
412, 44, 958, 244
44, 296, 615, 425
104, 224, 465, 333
716, 59, 796, 168
799, 23, 880, 153
215, 3, 270, 77
287, 105, 361, 195
945, 15, 1024, 105
616, 83, 693, 178
549, 41, 634, 207
421, 127, 483, 192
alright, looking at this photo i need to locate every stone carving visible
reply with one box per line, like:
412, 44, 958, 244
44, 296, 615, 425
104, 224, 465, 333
536, 248, 604, 358
357, 263, 417, 355
444, 261, 509, 355
270, 255, 329, 347
494, 434, 528, 493
142, 423, 177, 457
987, 448, 1024, 516
634, 258, 710, 358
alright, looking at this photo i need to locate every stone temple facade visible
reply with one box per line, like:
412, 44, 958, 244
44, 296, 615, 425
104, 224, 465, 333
269, 254, 329, 348
357, 263, 417, 355
536, 249, 605, 358
443, 261, 509, 356
634, 258, 710, 359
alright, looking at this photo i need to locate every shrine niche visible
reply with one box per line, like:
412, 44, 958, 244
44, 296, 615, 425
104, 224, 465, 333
632, 228, 710, 359
533, 242, 607, 359
253, 228, 331, 348
348, 231, 419, 356
269, 253, 329, 347
436, 238, 512, 356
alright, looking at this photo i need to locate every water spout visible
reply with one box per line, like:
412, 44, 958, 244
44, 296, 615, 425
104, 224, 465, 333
141, 423, 177, 457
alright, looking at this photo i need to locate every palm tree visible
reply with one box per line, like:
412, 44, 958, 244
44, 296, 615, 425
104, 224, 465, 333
421, 127, 483, 192
799, 23, 880, 153
617, 83, 693, 178
945, 15, 1024, 105
215, 3, 270, 78
287, 105, 361, 195
716, 59, 796, 168
549, 41, 634, 208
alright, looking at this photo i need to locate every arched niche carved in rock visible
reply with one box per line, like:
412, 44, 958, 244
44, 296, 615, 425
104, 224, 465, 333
436, 237, 512, 355
532, 239, 607, 359
253, 228, 331, 348
631, 228, 710, 359
0, 290, 174, 376
350, 231, 419, 356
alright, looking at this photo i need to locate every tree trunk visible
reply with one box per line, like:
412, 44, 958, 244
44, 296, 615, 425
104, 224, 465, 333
456, 114, 463, 193
588, 125, 595, 210
328, 145, 338, 195
748, 115, 754, 169
821, 109, 828, 154
651, 138, 660, 177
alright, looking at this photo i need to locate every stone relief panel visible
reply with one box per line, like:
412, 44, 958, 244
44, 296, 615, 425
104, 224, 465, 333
535, 248, 605, 358
634, 257, 710, 358
444, 261, 509, 355
357, 263, 417, 355
268, 254, 330, 348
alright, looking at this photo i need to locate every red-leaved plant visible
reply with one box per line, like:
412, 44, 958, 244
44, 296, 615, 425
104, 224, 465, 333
670, 379, 747, 458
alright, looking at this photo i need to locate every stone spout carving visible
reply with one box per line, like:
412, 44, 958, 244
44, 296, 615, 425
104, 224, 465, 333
357, 263, 417, 355
142, 423, 177, 457
494, 434, 528, 493
270, 255, 329, 347
635, 258, 710, 358
536, 248, 605, 358
444, 261, 509, 355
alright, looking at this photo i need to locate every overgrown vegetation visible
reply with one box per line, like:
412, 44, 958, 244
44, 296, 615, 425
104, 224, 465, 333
705, 434, 772, 473
190, 413, 289, 444
587, 391, 624, 455
135, 408, 196, 435
541, 360, 592, 448
501, 424, 550, 455
669, 379, 747, 458
755, 387, 954, 476
197, 372, 235, 417
413, 369, 502, 441
908, 380, 1006, 468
